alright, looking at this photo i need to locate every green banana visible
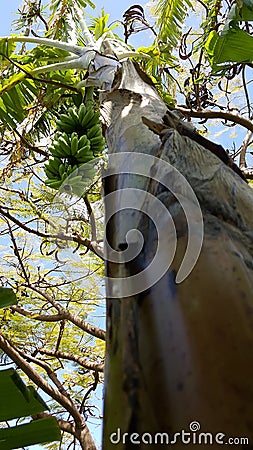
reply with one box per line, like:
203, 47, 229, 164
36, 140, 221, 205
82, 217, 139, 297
48, 157, 61, 173
92, 145, 105, 156
76, 144, 92, 157
45, 160, 58, 175
48, 145, 64, 158
46, 99, 104, 189
76, 154, 94, 164
57, 136, 72, 157
68, 107, 79, 125
70, 164, 79, 172
56, 119, 75, 133
78, 104, 87, 124
87, 124, 102, 139
59, 163, 66, 178
81, 108, 94, 128
44, 166, 58, 180
85, 111, 100, 128
70, 133, 79, 155
92, 141, 105, 150
67, 165, 74, 175
59, 113, 76, 125
78, 135, 89, 149
61, 171, 68, 181
90, 136, 105, 146
57, 114, 76, 131
45, 179, 63, 189
53, 142, 69, 157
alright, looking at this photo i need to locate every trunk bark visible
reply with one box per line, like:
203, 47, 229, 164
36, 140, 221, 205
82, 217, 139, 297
102, 60, 253, 449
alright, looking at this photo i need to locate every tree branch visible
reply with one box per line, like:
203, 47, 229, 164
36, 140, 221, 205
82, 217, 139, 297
12, 286, 106, 341
0, 205, 104, 259
32, 412, 94, 446
0, 333, 83, 426
175, 106, 253, 133
11, 305, 65, 322
17, 348, 70, 398
39, 348, 104, 373
64, 309, 106, 341
27, 285, 106, 340
239, 129, 252, 169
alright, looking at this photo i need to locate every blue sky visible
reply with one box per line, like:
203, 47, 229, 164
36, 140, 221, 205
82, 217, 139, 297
0, 1, 151, 40
0, 1, 20, 34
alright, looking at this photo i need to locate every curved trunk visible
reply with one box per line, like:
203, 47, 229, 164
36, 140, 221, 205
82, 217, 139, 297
102, 60, 253, 449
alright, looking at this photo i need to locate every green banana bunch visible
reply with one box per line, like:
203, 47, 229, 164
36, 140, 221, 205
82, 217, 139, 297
44, 157, 66, 189
44, 100, 105, 191
86, 123, 105, 156
56, 104, 102, 134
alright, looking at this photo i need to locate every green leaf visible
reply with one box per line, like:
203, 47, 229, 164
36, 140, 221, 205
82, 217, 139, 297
227, 2, 253, 21
241, 0, 253, 11
205, 28, 253, 70
0, 288, 17, 308
0, 369, 48, 420
0, 417, 61, 450
0, 39, 16, 66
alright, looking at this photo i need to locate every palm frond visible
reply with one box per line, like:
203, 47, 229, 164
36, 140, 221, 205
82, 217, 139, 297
154, 0, 192, 49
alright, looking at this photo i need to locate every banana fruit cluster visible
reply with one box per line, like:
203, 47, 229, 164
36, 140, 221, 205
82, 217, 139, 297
44, 103, 105, 191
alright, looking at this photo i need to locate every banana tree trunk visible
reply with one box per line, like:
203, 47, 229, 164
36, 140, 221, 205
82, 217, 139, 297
102, 60, 253, 449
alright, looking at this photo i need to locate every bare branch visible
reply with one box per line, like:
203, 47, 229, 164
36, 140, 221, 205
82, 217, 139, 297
64, 310, 106, 341
7, 221, 30, 283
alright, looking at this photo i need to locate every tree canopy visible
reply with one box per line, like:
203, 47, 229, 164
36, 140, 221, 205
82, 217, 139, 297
0, 0, 253, 449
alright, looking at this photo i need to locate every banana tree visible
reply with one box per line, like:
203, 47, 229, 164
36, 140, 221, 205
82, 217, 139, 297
1, 1, 253, 449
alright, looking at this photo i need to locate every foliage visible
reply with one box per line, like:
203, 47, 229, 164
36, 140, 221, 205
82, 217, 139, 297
0, 0, 253, 449
154, 0, 192, 49
0, 298, 60, 449
0, 288, 17, 308
205, 1, 253, 73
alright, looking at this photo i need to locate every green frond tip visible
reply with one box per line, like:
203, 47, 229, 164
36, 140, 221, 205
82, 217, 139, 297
155, 0, 192, 49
